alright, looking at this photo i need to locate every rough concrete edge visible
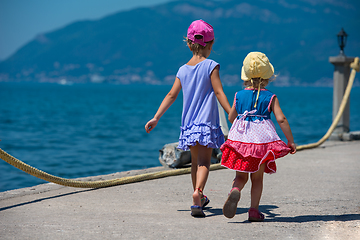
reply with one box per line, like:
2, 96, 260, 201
0, 166, 168, 201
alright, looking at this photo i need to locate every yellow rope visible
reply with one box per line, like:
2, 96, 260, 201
296, 57, 359, 150
0, 147, 223, 188
0, 57, 358, 189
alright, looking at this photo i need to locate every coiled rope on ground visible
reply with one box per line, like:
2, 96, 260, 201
0, 57, 359, 189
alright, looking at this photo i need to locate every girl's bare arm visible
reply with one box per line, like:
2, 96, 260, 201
210, 66, 231, 114
145, 77, 182, 133
272, 96, 296, 154
228, 100, 238, 124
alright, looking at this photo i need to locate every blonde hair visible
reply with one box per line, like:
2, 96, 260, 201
243, 77, 276, 89
185, 36, 214, 55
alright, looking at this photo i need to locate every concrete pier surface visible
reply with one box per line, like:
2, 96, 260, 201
1, 141, 359, 240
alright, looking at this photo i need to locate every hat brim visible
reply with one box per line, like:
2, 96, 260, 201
241, 66, 250, 81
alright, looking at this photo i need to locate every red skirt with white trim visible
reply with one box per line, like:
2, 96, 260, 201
220, 139, 291, 174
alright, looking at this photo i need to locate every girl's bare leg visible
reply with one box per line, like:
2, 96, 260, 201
233, 171, 249, 191
190, 145, 198, 191
250, 163, 266, 209
190, 144, 212, 206
223, 171, 248, 218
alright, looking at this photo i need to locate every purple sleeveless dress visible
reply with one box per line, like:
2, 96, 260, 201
176, 59, 225, 151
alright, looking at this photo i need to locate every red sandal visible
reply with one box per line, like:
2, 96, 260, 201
248, 208, 265, 222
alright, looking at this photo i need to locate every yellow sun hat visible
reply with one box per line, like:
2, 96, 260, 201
241, 52, 274, 81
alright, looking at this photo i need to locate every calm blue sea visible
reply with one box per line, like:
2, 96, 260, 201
1, 82, 359, 192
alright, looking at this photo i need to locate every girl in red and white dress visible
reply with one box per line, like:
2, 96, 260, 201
220, 52, 296, 221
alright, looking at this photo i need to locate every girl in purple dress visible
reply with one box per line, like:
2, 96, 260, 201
145, 19, 231, 217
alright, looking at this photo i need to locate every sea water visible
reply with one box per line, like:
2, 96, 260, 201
1, 82, 359, 192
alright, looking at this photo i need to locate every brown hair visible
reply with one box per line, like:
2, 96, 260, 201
185, 36, 214, 55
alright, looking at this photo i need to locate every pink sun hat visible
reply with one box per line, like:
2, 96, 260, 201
187, 19, 214, 47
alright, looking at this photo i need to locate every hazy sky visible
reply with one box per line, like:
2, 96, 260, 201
0, 0, 174, 60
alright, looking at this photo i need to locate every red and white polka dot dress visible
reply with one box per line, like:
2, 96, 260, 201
220, 89, 291, 174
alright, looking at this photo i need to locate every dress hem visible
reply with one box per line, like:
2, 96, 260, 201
221, 149, 277, 174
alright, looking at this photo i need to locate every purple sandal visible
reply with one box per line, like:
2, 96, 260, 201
201, 195, 210, 208
191, 205, 205, 217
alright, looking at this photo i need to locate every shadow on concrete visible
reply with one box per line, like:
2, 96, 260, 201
178, 205, 279, 218
224, 205, 360, 223
0, 188, 96, 212
205, 207, 249, 217
177, 206, 249, 217
266, 214, 360, 223
260, 205, 360, 223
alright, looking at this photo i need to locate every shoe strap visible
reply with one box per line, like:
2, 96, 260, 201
195, 188, 206, 199
195, 188, 203, 194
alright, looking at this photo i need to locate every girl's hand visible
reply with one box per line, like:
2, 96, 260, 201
288, 142, 297, 154
145, 118, 159, 133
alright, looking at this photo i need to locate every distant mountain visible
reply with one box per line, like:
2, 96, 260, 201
0, 0, 359, 86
